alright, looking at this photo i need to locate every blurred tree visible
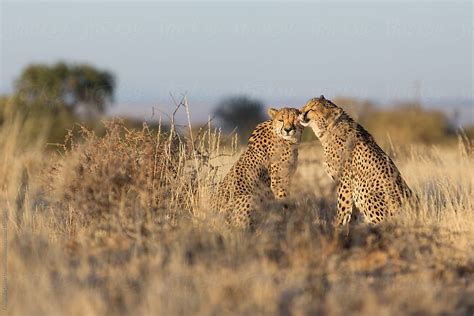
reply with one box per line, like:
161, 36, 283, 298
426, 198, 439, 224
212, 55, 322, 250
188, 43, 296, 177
214, 95, 266, 141
362, 103, 452, 146
15, 62, 115, 117
0, 62, 114, 146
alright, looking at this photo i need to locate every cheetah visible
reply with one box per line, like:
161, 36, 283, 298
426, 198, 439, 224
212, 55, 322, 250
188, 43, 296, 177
215, 107, 303, 229
299, 95, 414, 226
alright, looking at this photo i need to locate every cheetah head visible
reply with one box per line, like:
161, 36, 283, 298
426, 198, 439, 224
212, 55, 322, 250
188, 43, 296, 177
268, 107, 303, 144
299, 95, 344, 138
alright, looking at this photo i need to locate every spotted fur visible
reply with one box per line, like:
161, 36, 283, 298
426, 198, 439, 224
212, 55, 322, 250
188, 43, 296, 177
216, 107, 303, 229
300, 95, 413, 226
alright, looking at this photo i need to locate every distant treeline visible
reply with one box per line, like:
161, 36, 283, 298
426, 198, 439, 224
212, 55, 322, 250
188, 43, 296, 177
0, 62, 472, 148
213, 95, 472, 147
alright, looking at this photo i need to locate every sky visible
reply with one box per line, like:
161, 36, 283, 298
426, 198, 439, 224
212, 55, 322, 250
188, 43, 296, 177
0, 1, 472, 123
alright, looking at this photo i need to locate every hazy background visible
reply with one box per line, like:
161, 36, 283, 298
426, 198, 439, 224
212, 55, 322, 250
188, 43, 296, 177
1, 4, 474, 315
1, 1, 472, 125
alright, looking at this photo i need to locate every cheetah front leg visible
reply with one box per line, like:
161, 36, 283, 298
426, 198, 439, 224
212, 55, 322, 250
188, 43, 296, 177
270, 163, 289, 199
335, 172, 354, 226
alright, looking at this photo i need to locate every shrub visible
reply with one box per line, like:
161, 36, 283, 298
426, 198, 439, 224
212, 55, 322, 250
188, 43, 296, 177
48, 120, 224, 233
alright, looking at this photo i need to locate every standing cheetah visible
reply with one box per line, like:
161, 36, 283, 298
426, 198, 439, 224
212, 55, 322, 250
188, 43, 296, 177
299, 95, 413, 226
215, 107, 303, 229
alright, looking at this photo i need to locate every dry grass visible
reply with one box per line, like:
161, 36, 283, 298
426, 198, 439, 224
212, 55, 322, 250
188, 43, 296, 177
1, 107, 473, 316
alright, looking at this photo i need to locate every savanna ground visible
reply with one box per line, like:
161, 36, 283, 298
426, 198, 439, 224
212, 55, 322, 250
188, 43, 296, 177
1, 106, 473, 316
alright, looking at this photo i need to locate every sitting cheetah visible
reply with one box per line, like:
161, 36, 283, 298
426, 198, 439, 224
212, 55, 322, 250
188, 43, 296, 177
215, 107, 303, 229
299, 95, 413, 226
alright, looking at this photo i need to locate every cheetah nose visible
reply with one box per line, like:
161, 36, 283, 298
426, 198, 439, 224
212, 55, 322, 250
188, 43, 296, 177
284, 127, 293, 133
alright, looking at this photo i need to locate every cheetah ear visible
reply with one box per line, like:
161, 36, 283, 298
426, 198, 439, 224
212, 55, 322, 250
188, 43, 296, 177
334, 107, 344, 117
267, 108, 278, 119
319, 95, 325, 100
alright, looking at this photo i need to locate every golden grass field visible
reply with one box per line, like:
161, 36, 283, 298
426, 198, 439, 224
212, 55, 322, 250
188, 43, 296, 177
1, 112, 473, 315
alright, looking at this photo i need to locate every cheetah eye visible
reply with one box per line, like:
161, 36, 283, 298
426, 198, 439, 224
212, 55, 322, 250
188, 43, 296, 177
278, 118, 284, 122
